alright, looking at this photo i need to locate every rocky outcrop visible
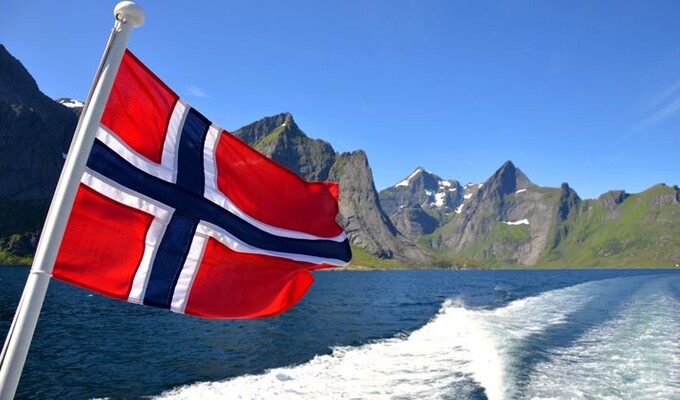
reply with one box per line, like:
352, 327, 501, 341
598, 190, 628, 210
558, 183, 581, 221
645, 184, 680, 206
550, 183, 581, 247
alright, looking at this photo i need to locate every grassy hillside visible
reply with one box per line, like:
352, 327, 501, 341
0, 249, 32, 265
540, 185, 680, 268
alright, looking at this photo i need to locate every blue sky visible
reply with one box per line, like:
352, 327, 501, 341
2, 0, 679, 199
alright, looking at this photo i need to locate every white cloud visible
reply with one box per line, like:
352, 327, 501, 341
636, 96, 680, 131
186, 85, 209, 98
640, 80, 680, 111
635, 80, 680, 131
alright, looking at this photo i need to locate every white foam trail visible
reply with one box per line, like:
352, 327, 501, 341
525, 276, 680, 399
155, 276, 672, 400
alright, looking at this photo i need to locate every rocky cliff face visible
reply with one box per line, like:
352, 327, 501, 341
440, 161, 559, 265
233, 113, 431, 264
0, 45, 77, 235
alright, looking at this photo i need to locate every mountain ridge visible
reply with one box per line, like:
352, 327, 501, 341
381, 162, 679, 267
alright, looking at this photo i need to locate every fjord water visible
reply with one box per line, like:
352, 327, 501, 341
1, 268, 679, 399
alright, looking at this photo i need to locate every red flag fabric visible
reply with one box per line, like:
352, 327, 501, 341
53, 50, 351, 318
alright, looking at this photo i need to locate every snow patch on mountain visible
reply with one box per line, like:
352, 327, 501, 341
463, 183, 483, 199
57, 98, 84, 109
503, 219, 529, 225
432, 192, 447, 207
395, 168, 424, 187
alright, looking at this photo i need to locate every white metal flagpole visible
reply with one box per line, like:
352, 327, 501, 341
0, 2, 144, 398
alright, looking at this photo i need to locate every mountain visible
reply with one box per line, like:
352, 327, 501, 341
429, 161, 574, 265
0, 44, 77, 236
380, 168, 463, 239
232, 113, 432, 265
385, 161, 679, 268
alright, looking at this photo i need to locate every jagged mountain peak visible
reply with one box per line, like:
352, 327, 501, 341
484, 160, 533, 195
395, 167, 427, 187
232, 112, 300, 144
390, 167, 460, 200
499, 160, 516, 169
393, 167, 462, 192
233, 112, 334, 182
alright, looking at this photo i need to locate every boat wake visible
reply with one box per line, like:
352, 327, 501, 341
156, 274, 680, 400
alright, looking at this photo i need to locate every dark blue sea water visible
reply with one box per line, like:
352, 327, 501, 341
1, 267, 679, 399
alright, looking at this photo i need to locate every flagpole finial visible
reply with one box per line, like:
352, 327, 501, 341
114, 1, 145, 27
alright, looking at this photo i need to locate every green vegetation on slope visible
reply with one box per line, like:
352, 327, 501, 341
252, 125, 285, 152
348, 246, 481, 270
540, 185, 680, 268
0, 249, 32, 265
348, 246, 418, 270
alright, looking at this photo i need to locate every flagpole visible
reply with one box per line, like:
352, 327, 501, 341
0, 2, 144, 398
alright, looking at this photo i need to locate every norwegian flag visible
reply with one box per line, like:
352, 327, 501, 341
52, 50, 351, 319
